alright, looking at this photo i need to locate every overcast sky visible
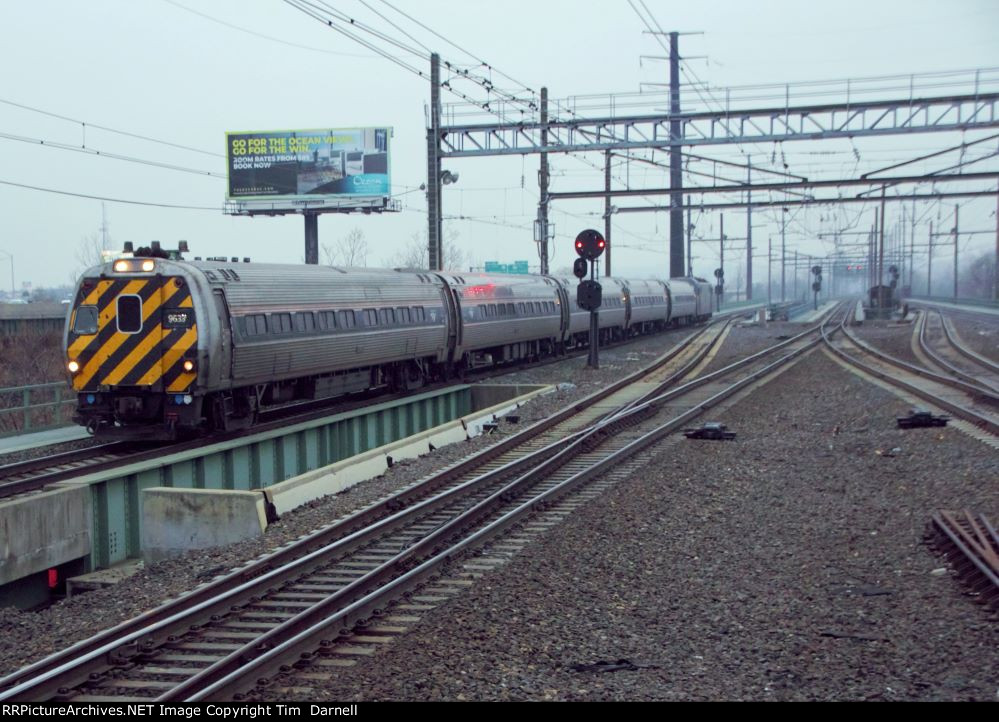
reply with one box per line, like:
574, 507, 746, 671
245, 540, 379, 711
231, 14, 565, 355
1, 0, 997, 292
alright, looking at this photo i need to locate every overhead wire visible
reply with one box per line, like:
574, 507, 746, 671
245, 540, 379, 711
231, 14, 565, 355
0, 130, 226, 178
0, 179, 220, 211
0, 97, 223, 158
161, 0, 373, 58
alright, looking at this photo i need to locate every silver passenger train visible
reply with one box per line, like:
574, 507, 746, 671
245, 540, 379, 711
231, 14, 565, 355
64, 248, 714, 438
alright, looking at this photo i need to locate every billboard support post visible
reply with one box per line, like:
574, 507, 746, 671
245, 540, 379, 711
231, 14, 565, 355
305, 212, 319, 265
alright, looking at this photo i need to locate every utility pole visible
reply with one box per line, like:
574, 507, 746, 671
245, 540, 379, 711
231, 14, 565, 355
99, 203, 109, 253
719, 213, 725, 292
604, 148, 612, 277
668, 31, 684, 278
780, 211, 786, 302
746, 157, 753, 300
870, 212, 877, 292
793, 249, 798, 299
538, 87, 550, 275
426, 53, 443, 271
927, 221, 933, 296
686, 197, 693, 276
953, 204, 959, 299
768, 235, 773, 305
909, 199, 916, 290
878, 187, 886, 307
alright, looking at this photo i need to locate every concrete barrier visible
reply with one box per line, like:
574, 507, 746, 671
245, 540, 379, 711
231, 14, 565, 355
138, 384, 553, 558
265, 383, 552, 516
140, 488, 268, 564
0, 485, 91, 586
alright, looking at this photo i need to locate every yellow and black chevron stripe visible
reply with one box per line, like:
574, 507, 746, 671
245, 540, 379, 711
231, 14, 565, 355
67, 276, 198, 393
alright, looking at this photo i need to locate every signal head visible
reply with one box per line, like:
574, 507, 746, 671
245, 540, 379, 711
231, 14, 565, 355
574, 229, 606, 261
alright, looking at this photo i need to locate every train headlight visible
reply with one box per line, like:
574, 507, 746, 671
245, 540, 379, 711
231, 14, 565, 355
182, 359, 196, 373
67, 360, 80, 374
140, 259, 155, 272
183, 395, 193, 405
113, 260, 130, 273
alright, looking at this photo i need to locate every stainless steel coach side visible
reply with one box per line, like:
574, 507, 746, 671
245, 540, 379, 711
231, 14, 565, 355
440, 272, 562, 366
217, 263, 449, 394
624, 278, 670, 332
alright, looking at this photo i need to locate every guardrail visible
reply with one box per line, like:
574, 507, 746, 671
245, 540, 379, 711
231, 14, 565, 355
0, 382, 74, 437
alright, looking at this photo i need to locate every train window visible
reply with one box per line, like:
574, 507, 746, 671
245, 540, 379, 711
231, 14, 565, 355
244, 314, 267, 336
294, 312, 315, 333
273, 313, 292, 334
398, 307, 411, 324
338, 310, 356, 328
517, 302, 524, 315
379, 308, 395, 326
506, 303, 515, 315
116, 295, 142, 334
320, 311, 337, 330
364, 309, 378, 326
73, 305, 99, 335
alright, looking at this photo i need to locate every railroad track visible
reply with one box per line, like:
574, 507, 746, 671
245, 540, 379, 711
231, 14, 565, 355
928, 510, 999, 614
0, 308, 761, 500
822, 311, 999, 436
0, 306, 813, 702
914, 308, 999, 394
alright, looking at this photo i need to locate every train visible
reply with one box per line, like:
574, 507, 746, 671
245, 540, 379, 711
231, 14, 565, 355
63, 243, 715, 439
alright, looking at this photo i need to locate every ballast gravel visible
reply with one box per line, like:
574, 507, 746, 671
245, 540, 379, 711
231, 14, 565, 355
3, 318, 995, 701
265, 347, 998, 702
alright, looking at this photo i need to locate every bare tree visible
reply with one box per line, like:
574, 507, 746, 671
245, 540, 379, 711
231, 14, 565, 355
386, 233, 429, 269
442, 227, 465, 271
961, 251, 997, 298
74, 204, 113, 279
322, 227, 369, 268
75, 231, 111, 277
385, 227, 466, 271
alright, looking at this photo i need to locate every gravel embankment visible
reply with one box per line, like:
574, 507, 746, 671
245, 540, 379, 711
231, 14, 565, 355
850, 320, 923, 367
0, 328, 691, 677
0, 436, 102, 466
947, 313, 999, 364
269, 350, 998, 702
698, 321, 809, 376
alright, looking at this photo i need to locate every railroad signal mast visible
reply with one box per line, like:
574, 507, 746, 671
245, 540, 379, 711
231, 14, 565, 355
811, 264, 823, 311
574, 229, 607, 369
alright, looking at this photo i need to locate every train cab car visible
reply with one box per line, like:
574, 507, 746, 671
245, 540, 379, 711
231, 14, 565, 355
442, 272, 563, 367
64, 250, 208, 437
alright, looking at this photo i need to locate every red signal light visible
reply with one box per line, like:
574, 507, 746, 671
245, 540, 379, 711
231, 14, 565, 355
574, 229, 606, 260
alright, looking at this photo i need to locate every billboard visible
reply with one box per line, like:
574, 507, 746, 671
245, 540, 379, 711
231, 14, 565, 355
226, 128, 390, 202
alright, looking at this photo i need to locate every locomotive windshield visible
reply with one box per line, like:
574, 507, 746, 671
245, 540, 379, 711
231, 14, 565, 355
72, 305, 99, 335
